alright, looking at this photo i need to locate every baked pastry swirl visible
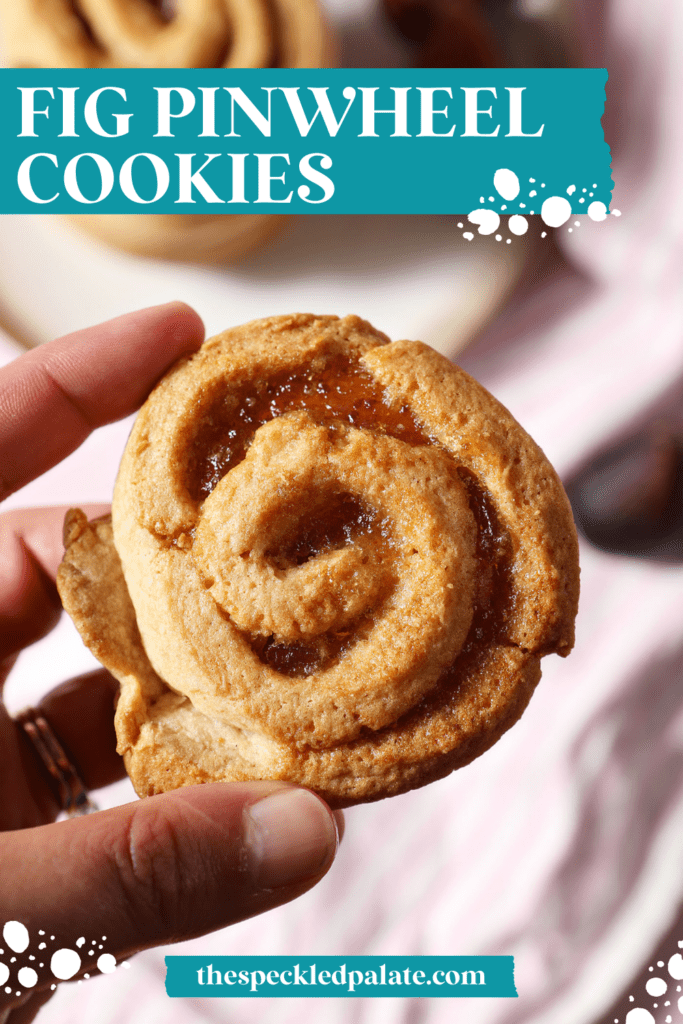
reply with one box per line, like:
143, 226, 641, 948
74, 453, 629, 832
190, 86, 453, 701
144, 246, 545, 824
0, 0, 336, 261
0, 0, 335, 70
58, 314, 579, 807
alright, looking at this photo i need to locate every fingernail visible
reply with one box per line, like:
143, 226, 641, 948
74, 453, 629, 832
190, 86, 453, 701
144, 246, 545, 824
244, 789, 338, 890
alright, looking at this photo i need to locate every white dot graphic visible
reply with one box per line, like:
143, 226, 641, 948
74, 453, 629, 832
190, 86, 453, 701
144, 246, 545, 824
588, 201, 608, 222
646, 977, 667, 997
0, 964, 8, 986
97, 954, 117, 975
668, 953, 683, 979
679, 996, 683, 1014
493, 168, 520, 201
567, 184, 576, 195
3, 922, 29, 954
541, 196, 572, 228
17, 967, 38, 989
509, 215, 529, 236
467, 209, 500, 235
76, 937, 86, 948
51, 949, 81, 981
463, 231, 474, 241
626, 1009, 655, 1024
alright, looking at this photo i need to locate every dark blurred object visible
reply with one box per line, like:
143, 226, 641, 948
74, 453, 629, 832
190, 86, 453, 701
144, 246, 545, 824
382, 0, 504, 66
566, 423, 683, 562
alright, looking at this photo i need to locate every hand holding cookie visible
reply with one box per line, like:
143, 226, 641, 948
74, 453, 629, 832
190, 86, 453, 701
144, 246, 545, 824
0, 305, 339, 1017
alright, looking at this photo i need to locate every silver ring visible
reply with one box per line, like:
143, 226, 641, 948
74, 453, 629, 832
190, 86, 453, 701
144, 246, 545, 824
15, 708, 99, 817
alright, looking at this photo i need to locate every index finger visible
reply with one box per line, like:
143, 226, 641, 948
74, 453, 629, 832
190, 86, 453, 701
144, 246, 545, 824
0, 302, 204, 501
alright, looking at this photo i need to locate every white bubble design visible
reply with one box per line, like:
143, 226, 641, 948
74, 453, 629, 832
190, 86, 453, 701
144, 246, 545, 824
3, 922, 29, 954
508, 215, 529, 236
541, 196, 572, 228
17, 967, 37, 988
588, 201, 608, 222
50, 948, 81, 981
493, 168, 520, 201
97, 954, 117, 975
625, 1009, 655, 1024
467, 209, 500, 235
0, 963, 8, 986
457, 170, 619, 248
646, 977, 667, 997
668, 953, 683, 979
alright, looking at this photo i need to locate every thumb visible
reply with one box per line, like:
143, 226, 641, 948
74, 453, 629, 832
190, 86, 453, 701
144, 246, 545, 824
0, 783, 338, 979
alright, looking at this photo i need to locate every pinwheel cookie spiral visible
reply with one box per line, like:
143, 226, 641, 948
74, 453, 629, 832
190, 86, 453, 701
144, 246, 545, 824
58, 314, 579, 807
0, 0, 336, 261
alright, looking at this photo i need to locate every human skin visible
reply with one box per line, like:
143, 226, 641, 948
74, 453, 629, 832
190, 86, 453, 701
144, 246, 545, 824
0, 302, 340, 1023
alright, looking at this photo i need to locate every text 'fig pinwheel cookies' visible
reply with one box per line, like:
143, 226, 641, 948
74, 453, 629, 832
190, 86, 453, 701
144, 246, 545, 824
58, 314, 579, 807
0, 0, 336, 261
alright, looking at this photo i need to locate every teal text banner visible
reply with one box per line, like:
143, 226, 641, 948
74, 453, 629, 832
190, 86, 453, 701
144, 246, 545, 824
0, 69, 610, 215
164, 955, 517, 998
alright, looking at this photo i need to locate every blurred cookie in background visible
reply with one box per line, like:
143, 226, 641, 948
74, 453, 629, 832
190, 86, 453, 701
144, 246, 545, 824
0, 0, 337, 262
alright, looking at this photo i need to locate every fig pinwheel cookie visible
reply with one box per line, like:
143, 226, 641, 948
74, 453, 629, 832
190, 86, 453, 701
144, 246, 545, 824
58, 314, 579, 807
0, 0, 336, 261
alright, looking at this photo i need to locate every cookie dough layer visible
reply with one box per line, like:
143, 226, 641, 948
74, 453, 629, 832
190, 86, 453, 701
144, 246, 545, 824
58, 313, 579, 807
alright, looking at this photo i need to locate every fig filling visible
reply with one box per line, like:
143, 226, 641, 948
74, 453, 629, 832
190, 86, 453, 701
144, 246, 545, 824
187, 355, 431, 502
185, 354, 516, 683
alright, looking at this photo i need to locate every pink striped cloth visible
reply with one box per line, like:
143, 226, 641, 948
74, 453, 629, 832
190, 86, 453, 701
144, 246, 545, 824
2, 0, 683, 1022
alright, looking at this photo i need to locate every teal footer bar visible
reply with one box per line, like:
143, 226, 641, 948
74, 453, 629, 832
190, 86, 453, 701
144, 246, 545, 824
165, 955, 517, 998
